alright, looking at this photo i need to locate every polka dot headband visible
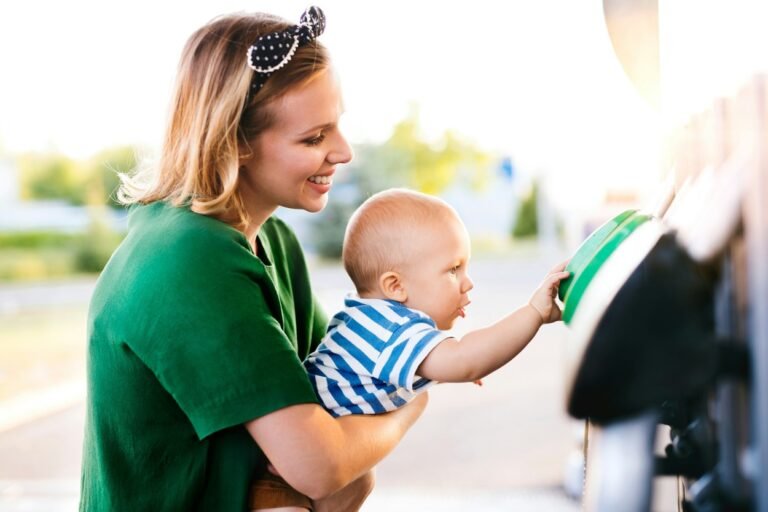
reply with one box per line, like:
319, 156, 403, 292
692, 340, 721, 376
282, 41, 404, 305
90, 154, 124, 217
247, 6, 326, 95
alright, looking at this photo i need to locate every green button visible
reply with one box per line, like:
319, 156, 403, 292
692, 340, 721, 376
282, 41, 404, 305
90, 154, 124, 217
560, 210, 650, 324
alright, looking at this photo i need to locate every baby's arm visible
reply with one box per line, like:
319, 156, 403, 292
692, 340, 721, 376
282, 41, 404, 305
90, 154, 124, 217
416, 261, 569, 383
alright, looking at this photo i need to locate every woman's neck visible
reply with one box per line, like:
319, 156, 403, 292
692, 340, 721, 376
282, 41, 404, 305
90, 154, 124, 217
243, 215, 265, 249
238, 185, 278, 250
243, 224, 260, 252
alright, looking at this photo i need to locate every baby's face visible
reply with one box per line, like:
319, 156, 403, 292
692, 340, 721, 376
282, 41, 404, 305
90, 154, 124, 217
400, 218, 474, 330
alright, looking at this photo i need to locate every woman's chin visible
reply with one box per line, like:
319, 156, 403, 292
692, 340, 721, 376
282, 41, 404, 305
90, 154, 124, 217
303, 197, 329, 213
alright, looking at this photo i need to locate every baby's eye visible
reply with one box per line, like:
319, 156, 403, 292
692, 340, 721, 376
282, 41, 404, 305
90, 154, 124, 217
449, 265, 460, 275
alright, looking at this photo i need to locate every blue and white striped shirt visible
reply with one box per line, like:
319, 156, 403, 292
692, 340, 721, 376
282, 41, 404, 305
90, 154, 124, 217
304, 295, 448, 417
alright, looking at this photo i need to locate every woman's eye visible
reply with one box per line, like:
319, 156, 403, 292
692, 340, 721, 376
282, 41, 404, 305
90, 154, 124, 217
304, 133, 326, 146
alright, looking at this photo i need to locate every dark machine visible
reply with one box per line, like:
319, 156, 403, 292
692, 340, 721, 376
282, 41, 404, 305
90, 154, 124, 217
561, 2, 767, 510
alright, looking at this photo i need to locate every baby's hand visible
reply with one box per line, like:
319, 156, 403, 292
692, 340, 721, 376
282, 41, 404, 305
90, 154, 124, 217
528, 260, 570, 324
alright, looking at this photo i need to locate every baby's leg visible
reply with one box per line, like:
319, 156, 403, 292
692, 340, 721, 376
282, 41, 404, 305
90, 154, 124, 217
250, 472, 312, 512
311, 470, 375, 512
253, 508, 308, 512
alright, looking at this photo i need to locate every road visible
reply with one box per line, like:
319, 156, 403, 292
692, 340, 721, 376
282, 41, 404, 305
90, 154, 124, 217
0, 278, 96, 315
0, 254, 581, 511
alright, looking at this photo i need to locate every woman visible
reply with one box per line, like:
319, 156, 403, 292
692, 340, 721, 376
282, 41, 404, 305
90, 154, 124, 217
79, 7, 427, 511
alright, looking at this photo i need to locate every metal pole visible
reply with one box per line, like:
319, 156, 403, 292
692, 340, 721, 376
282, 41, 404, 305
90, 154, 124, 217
746, 74, 768, 512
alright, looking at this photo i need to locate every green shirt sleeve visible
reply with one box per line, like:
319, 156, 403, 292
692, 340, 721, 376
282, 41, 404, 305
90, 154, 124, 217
121, 207, 319, 440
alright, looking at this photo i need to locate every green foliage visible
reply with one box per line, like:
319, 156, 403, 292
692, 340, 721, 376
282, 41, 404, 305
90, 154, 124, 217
0, 248, 76, 281
512, 181, 539, 239
0, 223, 123, 282
73, 216, 123, 273
19, 153, 85, 205
352, 110, 492, 196
309, 198, 359, 260
0, 231, 74, 249
310, 110, 493, 259
17, 146, 136, 207
86, 146, 136, 207
2, 146, 132, 280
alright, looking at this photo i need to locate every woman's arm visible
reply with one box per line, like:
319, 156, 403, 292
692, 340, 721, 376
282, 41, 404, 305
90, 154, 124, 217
244, 393, 428, 500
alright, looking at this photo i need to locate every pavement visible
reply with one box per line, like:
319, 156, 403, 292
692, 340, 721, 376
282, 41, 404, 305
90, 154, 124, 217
0, 278, 97, 315
0, 255, 583, 511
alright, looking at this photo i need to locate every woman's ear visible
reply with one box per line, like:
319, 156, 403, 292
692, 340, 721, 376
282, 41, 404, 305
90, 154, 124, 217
379, 271, 407, 302
238, 138, 256, 168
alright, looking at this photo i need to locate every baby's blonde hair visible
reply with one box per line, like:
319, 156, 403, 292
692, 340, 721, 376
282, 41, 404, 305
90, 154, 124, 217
343, 188, 460, 294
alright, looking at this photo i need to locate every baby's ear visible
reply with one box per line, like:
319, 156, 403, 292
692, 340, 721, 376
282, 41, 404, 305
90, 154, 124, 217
379, 271, 407, 302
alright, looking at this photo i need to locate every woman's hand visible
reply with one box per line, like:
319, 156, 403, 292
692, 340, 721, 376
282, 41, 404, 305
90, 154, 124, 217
528, 260, 570, 324
312, 392, 429, 512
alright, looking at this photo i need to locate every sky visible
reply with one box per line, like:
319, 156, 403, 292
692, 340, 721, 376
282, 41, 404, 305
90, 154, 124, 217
1, 0, 766, 211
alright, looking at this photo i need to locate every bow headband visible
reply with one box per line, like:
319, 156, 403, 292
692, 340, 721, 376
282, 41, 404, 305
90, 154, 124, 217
247, 6, 326, 94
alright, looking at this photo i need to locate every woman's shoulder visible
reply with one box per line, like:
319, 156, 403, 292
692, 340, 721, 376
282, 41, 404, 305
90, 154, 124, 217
121, 202, 253, 276
130, 201, 248, 248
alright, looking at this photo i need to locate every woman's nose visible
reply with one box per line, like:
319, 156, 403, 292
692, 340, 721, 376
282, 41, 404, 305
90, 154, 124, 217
328, 130, 353, 165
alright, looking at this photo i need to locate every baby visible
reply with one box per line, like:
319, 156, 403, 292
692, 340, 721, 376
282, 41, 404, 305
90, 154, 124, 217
304, 188, 569, 417
251, 188, 568, 511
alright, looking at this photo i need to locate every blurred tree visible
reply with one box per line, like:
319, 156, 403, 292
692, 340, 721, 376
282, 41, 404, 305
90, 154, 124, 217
310, 198, 358, 260
86, 146, 136, 208
74, 217, 122, 273
512, 181, 539, 239
353, 110, 492, 196
18, 146, 136, 207
310, 109, 493, 258
19, 153, 86, 205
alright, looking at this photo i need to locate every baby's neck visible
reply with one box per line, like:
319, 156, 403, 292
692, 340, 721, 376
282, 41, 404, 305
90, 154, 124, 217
357, 290, 400, 300
356, 290, 388, 301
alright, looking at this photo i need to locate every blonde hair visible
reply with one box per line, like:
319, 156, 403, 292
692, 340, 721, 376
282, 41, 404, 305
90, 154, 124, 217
118, 12, 330, 229
343, 188, 460, 294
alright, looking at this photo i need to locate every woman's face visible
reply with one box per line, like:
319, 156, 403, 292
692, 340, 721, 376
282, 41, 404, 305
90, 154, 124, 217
239, 68, 352, 220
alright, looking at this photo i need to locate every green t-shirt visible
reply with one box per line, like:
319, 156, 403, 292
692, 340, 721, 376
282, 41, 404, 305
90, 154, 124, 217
79, 202, 327, 511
